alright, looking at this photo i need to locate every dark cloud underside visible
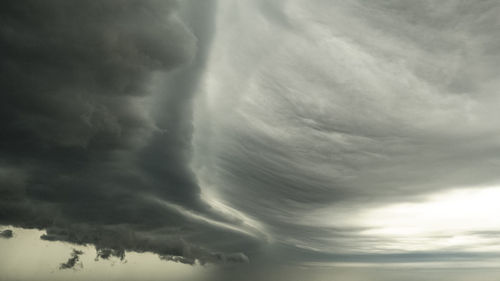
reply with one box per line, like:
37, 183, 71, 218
0, 0, 253, 264
0, 229, 13, 239
2, 0, 500, 276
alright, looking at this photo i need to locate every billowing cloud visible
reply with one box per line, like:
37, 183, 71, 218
0, 0, 256, 265
2, 0, 500, 276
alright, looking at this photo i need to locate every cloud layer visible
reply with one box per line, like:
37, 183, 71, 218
2, 0, 500, 272
193, 0, 500, 264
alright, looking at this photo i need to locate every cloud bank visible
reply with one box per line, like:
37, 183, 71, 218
2, 0, 500, 273
0, 0, 255, 264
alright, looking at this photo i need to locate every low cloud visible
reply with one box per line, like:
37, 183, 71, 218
59, 249, 84, 270
0, 0, 254, 265
0, 229, 13, 239
3, 0, 500, 272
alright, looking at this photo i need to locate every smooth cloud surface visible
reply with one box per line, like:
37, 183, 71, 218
193, 0, 500, 265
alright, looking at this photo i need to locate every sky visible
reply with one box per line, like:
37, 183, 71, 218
1, 0, 500, 280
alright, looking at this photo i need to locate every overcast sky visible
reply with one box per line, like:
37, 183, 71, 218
1, 0, 500, 280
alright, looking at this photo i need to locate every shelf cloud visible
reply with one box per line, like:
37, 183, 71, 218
0, 0, 255, 265
2, 0, 500, 279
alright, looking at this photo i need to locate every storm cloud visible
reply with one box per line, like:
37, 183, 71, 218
2, 0, 500, 277
59, 249, 84, 270
192, 0, 500, 265
0, 0, 256, 264
0, 229, 13, 239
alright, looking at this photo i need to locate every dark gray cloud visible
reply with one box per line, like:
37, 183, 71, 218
3, 0, 500, 277
0, 0, 256, 265
0, 229, 13, 239
59, 249, 84, 270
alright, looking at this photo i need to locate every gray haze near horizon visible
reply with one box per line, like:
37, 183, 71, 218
2, 0, 500, 280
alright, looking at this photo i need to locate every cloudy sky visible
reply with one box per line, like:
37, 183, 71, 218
1, 0, 500, 280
